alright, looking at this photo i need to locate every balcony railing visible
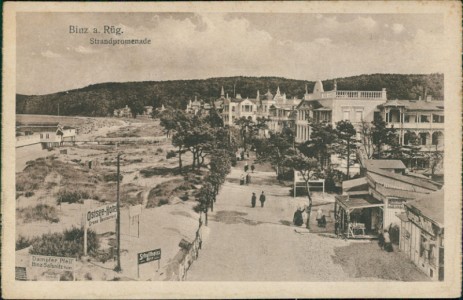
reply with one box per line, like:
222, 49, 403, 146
387, 122, 444, 130
306, 90, 386, 100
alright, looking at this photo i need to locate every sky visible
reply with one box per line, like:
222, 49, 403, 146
16, 12, 445, 95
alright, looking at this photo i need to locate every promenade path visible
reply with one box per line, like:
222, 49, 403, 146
187, 159, 430, 281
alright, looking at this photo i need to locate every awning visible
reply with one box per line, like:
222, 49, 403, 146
336, 194, 384, 211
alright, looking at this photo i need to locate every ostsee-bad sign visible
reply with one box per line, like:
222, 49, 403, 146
86, 203, 117, 227
30, 255, 75, 271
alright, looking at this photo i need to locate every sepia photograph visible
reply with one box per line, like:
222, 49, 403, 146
2, 1, 461, 299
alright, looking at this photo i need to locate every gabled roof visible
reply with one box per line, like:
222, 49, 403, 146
367, 166, 440, 192
405, 189, 444, 226
296, 99, 324, 110
364, 159, 406, 170
342, 177, 368, 192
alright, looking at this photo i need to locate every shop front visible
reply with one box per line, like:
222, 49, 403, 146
399, 205, 444, 281
334, 194, 384, 239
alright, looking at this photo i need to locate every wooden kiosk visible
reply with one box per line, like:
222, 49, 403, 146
335, 194, 384, 239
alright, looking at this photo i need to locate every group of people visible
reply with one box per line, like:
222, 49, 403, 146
240, 162, 256, 185
378, 229, 393, 252
240, 173, 251, 185
293, 207, 326, 227
251, 191, 266, 208
236, 148, 250, 161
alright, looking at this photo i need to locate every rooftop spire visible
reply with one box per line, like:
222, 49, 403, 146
221, 86, 225, 97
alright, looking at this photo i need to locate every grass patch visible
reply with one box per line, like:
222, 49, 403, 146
30, 227, 99, 259
17, 204, 60, 223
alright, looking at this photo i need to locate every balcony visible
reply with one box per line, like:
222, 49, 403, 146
387, 122, 444, 130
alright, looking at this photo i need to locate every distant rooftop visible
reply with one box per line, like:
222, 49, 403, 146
364, 159, 406, 170
381, 99, 444, 110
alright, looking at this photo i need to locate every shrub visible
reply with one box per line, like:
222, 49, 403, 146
158, 199, 169, 206
156, 148, 163, 154
57, 190, 90, 204
30, 227, 99, 259
103, 173, 123, 182
16, 235, 36, 250
17, 204, 60, 223
180, 193, 189, 201
166, 150, 177, 159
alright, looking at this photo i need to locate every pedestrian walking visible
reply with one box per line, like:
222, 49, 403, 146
259, 191, 266, 207
244, 162, 249, 173
251, 192, 256, 208
246, 173, 251, 184
240, 174, 245, 185
251, 164, 255, 173
246, 151, 250, 158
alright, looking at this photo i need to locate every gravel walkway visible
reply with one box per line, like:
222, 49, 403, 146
187, 158, 429, 281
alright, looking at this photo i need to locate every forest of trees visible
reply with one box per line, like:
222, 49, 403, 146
16, 73, 443, 117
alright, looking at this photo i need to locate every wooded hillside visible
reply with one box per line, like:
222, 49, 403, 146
16, 73, 443, 117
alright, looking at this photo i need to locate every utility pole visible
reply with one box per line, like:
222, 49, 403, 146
115, 153, 122, 272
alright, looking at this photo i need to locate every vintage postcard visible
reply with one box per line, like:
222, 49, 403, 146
2, 1, 461, 298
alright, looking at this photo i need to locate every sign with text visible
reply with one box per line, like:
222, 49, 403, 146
388, 198, 405, 209
30, 255, 75, 271
138, 249, 161, 265
86, 203, 117, 227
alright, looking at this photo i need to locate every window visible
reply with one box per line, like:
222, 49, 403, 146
343, 110, 350, 120
420, 115, 430, 123
232, 106, 235, 112
432, 114, 444, 123
40, 134, 43, 138
404, 114, 416, 123
355, 110, 363, 122
46, 134, 49, 139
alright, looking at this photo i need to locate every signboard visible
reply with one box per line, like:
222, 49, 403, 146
129, 204, 142, 217
86, 203, 117, 227
138, 249, 161, 265
388, 198, 405, 209
30, 255, 75, 272
406, 209, 436, 237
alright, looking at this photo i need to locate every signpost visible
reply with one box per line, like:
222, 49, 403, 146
137, 248, 161, 278
30, 255, 76, 280
83, 203, 118, 256
129, 204, 142, 238
293, 171, 325, 198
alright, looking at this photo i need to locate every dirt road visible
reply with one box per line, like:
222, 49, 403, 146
186, 161, 430, 281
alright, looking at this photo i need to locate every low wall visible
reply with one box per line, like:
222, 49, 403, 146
166, 216, 204, 281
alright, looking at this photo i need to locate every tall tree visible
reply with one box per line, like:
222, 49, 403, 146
197, 182, 215, 225
371, 115, 398, 159
335, 120, 357, 179
359, 119, 373, 159
262, 132, 295, 177
234, 117, 255, 150
284, 153, 320, 229
299, 121, 337, 169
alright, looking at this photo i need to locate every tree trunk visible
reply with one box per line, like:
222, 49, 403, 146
205, 210, 208, 226
210, 197, 214, 212
178, 146, 182, 170
192, 151, 196, 169
305, 181, 313, 230
346, 140, 350, 179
